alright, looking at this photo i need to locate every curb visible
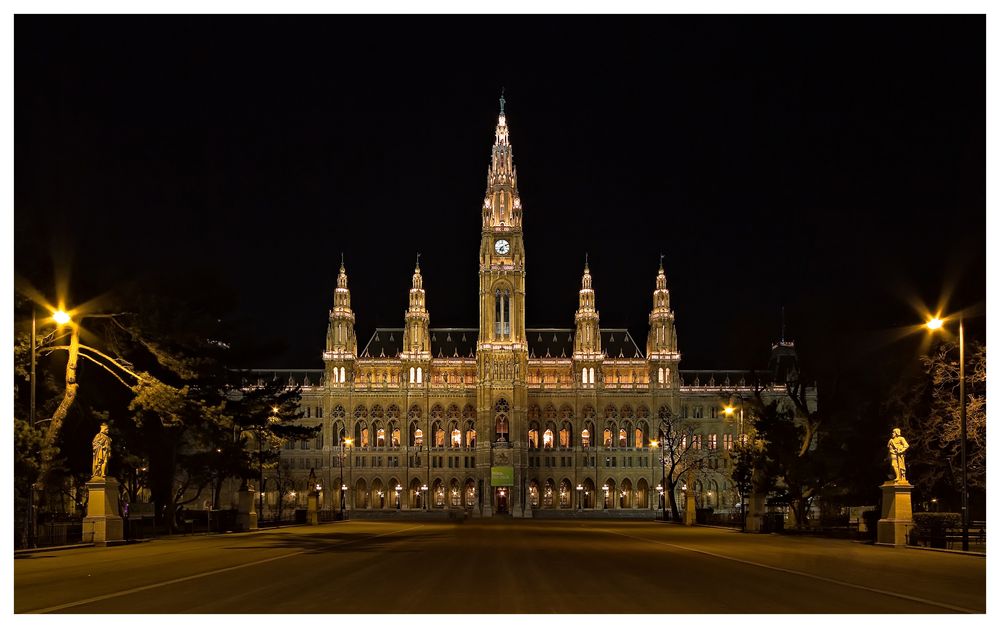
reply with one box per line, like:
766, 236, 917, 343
903, 545, 986, 557
15, 543, 94, 556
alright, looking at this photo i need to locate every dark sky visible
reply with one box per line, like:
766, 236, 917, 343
15, 16, 985, 376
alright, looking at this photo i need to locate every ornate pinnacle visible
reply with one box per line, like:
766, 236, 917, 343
499, 87, 505, 114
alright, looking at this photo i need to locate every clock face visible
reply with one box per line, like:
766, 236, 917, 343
494, 239, 510, 255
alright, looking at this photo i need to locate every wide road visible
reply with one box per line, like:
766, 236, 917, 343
15, 519, 985, 613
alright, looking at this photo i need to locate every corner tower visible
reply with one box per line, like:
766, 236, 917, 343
476, 94, 529, 516
402, 256, 431, 384
647, 256, 680, 390
324, 257, 357, 386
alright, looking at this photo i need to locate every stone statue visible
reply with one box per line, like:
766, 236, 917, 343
91, 423, 112, 479
888, 427, 909, 482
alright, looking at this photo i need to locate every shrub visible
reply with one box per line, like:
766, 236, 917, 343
913, 512, 961, 532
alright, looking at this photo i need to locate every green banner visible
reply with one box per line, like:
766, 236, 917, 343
491, 466, 514, 486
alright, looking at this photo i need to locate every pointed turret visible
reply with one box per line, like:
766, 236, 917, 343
482, 95, 522, 230
403, 254, 431, 357
573, 256, 603, 387
324, 256, 357, 385
647, 255, 680, 389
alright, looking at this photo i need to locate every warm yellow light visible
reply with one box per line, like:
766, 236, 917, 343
271, 406, 280, 414
52, 310, 71, 325
723, 405, 735, 416
650, 440, 659, 448
926, 317, 944, 331
344, 438, 354, 447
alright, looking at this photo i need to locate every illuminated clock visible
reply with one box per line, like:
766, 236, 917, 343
494, 239, 510, 255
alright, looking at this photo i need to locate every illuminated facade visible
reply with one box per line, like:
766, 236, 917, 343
259, 100, 815, 518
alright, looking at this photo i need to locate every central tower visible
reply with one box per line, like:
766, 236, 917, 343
476, 94, 528, 516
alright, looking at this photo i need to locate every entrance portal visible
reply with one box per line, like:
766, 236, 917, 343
495, 487, 509, 514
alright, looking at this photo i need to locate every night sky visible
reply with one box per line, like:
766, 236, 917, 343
15, 16, 985, 379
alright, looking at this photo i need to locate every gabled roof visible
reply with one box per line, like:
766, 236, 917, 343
360, 328, 478, 359
359, 326, 644, 360
525, 328, 644, 360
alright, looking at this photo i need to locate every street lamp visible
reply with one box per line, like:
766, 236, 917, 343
602, 483, 609, 510
339, 438, 352, 519
926, 314, 969, 552
344, 438, 354, 514
420, 484, 428, 511
576, 483, 583, 511
395, 484, 402, 510
27, 307, 72, 548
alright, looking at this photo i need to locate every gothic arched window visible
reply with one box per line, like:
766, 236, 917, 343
494, 398, 510, 442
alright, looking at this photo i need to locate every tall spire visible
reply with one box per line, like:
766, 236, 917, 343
647, 259, 676, 356
403, 259, 430, 356
499, 86, 505, 114
325, 258, 357, 376
482, 96, 522, 229
574, 260, 601, 356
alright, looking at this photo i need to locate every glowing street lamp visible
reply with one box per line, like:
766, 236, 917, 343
576, 483, 583, 510
926, 313, 969, 552
420, 484, 428, 511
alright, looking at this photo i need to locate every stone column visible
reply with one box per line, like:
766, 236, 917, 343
83, 477, 124, 546
876, 480, 914, 546
236, 484, 257, 531
683, 471, 697, 526
746, 492, 766, 532
307, 490, 320, 525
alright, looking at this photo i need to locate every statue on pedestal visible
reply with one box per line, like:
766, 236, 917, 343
91, 423, 112, 479
888, 427, 909, 482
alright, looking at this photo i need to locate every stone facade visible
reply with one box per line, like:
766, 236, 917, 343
254, 101, 817, 519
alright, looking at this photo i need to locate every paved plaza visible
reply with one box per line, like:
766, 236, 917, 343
14, 520, 985, 613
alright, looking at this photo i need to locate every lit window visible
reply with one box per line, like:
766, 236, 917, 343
451, 429, 462, 447
692, 435, 702, 450
377, 428, 386, 447
724, 433, 734, 450
417, 367, 423, 384
603, 429, 612, 447
634, 428, 644, 448
543, 429, 554, 449
339, 366, 345, 382
618, 428, 627, 448
414, 428, 423, 447
559, 428, 570, 448
333, 369, 339, 383
582, 369, 587, 384
658, 367, 664, 384
361, 428, 370, 448
581, 429, 591, 448
708, 434, 717, 450
528, 429, 539, 449
409, 367, 415, 383
588, 367, 595, 383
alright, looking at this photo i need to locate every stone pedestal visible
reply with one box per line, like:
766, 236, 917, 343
236, 487, 257, 531
83, 477, 124, 546
746, 493, 766, 532
683, 472, 697, 525
307, 491, 319, 525
877, 480, 914, 546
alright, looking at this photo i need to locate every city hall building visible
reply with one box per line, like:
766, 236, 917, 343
256, 100, 815, 518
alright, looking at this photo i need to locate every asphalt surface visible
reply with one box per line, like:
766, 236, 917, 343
14, 519, 985, 613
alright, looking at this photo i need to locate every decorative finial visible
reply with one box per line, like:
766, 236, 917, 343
340, 252, 345, 270
584, 252, 589, 271
499, 87, 505, 114
416, 251, 421, 269
780, 305, 786, 343
659, 253, 664, 271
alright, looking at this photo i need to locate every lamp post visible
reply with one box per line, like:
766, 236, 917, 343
344, 437, 354, 513
420, 484, 428, 511
576, 483, 583, 511
27, 307, 70, 548
926, 315, 969, 552
339, 438, 352, 518
395, 484, 402, 510
602, 483, 609, 510
649, 439, 659, 515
